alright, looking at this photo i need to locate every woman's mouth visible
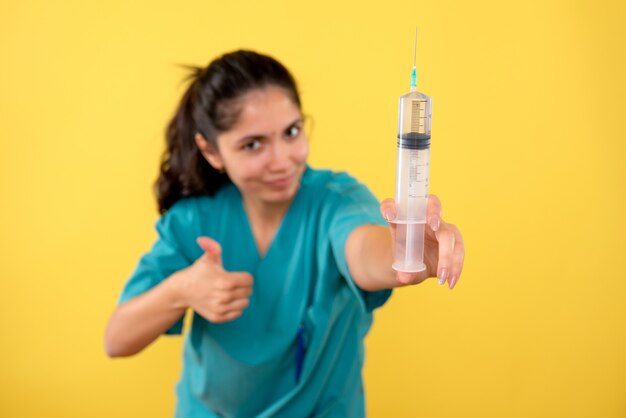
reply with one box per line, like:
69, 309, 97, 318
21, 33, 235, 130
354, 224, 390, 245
266, 174, 293, 189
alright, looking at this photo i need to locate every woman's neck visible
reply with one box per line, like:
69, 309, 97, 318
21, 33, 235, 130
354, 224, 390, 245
241, 195, 293, 257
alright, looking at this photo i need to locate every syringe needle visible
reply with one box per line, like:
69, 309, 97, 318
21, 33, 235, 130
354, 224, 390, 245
410, 27, 418, 90
413, 28, 417, 67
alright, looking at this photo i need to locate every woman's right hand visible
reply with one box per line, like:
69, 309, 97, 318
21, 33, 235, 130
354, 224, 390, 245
174, 237, 254, 323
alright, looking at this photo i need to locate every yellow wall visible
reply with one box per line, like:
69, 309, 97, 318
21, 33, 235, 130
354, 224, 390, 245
1, 0, 625, 417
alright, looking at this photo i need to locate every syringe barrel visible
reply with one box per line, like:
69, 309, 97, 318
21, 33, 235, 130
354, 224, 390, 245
392, 91, 432, 273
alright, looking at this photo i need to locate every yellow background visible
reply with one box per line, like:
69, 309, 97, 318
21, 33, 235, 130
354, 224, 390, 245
1, 0, 625, 417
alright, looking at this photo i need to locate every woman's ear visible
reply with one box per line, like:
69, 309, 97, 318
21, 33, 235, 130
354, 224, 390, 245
194, 133, 224, 171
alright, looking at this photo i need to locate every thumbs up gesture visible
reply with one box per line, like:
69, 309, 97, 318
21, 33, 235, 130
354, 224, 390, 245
176, 237, 254, 323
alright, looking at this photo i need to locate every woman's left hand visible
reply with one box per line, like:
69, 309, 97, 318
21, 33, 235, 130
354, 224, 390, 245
380, 195, 465, 289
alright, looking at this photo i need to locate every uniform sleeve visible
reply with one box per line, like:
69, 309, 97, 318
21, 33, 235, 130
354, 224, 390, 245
328, 174, 393, 313
118, 201, 197, 335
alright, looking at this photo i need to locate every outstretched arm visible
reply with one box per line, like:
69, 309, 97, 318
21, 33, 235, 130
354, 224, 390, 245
345, 195, 465, 291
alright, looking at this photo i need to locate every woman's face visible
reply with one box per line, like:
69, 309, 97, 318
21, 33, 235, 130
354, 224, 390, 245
198, 86, 309, 206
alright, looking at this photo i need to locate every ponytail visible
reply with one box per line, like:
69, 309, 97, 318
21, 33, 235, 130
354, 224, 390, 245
155, 73, 229, 214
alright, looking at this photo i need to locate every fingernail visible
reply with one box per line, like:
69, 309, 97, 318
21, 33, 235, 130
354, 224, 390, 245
449, 276, 458, 289
438, 268, 448, 285
430, 218, 440, 232
384, 211, 391, 222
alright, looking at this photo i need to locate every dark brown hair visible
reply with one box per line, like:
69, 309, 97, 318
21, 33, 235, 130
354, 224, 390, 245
156, 50, 301, 213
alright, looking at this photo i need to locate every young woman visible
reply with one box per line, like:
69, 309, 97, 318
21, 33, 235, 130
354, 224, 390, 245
105, 50, 464, 417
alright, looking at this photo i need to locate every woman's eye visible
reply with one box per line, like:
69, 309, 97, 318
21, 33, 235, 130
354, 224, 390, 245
244, 139, 262, 151
285, 125, 301, 138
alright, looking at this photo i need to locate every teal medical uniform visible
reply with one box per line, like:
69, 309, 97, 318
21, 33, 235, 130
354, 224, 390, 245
119, 167, 392, 417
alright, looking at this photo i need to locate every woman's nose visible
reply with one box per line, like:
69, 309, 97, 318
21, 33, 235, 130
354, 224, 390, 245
268, 140, 291, 170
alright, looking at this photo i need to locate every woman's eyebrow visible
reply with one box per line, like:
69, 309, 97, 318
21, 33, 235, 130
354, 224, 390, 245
285, 117, 303, 128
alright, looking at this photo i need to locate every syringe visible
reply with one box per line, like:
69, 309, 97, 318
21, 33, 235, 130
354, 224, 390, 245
392, 30, 432, 273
